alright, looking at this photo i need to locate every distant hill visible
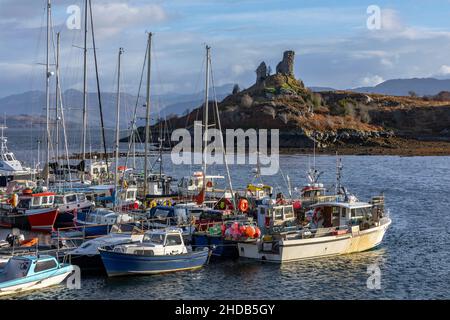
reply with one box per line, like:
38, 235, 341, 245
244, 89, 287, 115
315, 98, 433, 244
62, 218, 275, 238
309, 86, 336, 92
352, 78, 450, 96
0, 84, 235, 127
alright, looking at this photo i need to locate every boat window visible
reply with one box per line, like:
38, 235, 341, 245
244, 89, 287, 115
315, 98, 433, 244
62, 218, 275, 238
274, 207, 283, 220
165, 234, 182, 246
6, 154, 13, 161
41, 196, 49, 205
32, 197, 41, 206
100, 167, 106, 174
126, 191, 135, 199
80, 243, 91, 249
18, 199, 31, 209
332, 206, 340, 217
34, 259, 57, 273
78, 194, 86, 202
154, 209, 170, 219
54, 196, 64, 204
93, 168, 99, 174
66, 194, 77, 203
147, 233, 164, 244
284, 206, 294, 219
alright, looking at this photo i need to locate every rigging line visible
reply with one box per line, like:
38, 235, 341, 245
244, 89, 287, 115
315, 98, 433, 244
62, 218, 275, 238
124, 35, 148, 169
89, 0, 109, 170
209, 54, 236, 210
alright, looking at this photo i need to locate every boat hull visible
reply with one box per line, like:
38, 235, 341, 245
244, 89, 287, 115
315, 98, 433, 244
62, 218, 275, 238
238, 218, 391, 263
99, 248, 210, 277
26, 208, 59, 232
0, 213, 29, 229
0, 266, 73, 296
68, 254, 106, 274
191, 234, 239, 259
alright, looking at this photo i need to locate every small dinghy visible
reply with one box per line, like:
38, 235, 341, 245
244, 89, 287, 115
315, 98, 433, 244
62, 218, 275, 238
0, 255, 74, 296
99, 228, 210, 277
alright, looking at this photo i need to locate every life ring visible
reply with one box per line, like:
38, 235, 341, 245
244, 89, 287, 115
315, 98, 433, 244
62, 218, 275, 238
149, 200, 157, 208
238, 198, 249, 212
312, 208, 322, 224
163, 199, 172, 207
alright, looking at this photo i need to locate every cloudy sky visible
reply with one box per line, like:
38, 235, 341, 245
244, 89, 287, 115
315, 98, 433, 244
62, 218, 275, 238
1, 0, 450, 98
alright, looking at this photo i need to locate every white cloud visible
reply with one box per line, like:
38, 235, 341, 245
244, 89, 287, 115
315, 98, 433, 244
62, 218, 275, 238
361, 75, 384, 87
92, 2, 167, 38
438, 65, 450, 75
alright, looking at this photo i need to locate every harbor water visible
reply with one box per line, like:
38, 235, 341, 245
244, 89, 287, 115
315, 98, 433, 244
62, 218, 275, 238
1, 128, 449, 299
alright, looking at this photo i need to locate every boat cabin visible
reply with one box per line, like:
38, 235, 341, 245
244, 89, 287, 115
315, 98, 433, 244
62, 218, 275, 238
246, 184, 273, 200
112, 228, 187, 256
148, 205, 189, 226
17, 191, 55, 210
309, 201, 382, 230
256, 201, 296, 233
0, 255, 60, 281
54, 192, 93, 212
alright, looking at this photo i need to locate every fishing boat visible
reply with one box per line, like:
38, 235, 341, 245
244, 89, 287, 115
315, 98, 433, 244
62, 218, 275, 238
237, 195, 391, 263
0, 126, 38, 188
73, 208, 134, 238
67, 228, 145, 273
0, 189, 59, 232
99, 228, 210, 277
0, 255, 74, 296
54, 192, 94, 227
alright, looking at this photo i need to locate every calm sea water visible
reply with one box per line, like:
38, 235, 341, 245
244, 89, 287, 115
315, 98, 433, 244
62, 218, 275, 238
1, 128, 449, 299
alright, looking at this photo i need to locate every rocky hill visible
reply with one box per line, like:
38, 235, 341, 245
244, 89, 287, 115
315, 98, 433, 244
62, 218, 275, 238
128, 51, 450, 153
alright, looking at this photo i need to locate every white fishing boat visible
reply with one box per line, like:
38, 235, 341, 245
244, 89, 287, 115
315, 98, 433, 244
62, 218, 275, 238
0, 126, 38, 186
238, 195, 391, 263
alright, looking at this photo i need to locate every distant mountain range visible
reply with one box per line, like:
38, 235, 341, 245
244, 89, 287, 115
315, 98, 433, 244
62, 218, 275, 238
2, 78, 450, 128
0, 84, 234, 127
310, 77, 450, 96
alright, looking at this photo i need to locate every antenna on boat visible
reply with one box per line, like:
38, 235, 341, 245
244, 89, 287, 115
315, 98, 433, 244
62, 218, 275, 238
335, 152, 343, 196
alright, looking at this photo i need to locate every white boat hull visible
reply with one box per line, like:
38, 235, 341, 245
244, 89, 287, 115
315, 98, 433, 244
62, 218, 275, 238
238, 218, 391, 263
0, 271, 72, 296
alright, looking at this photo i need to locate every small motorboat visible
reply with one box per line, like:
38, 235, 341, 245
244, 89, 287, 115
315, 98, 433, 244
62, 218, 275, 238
99, 228, 210, 277
0, 255, 74, 296
67, 228, 145, 273
74, 208, 134, 238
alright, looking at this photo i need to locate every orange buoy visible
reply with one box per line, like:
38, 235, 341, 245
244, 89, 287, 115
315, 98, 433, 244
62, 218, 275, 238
245, 225, 255, 238
254, 227, 261, 238
22, 188, 33, 196
238, 198, 249, 212
20, 238, 38, 247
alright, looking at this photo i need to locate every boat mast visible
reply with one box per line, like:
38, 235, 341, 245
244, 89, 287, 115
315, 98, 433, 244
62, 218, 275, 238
55, 32, 60, 169
143, 32, 152, 197
81, 0, 88, 182
114, 48, 124, 204
202, 45, 211, 192
45, 0, 51, 187
89, 0, 109, 173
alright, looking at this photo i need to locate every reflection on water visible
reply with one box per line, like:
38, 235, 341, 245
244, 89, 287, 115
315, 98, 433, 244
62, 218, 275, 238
0, 142, 449, 299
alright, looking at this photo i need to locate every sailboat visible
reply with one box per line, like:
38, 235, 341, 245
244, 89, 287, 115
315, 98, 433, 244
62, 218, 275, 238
177, 46, 234, 204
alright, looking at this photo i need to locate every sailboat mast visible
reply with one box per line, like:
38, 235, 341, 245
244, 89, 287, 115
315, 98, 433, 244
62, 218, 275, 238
55, 32, 60, 167
81, 0, 88, 182
45, 0, 51, 187
143, 32, 152, 196
202, 45, 211, 191
114, 48, 124, 197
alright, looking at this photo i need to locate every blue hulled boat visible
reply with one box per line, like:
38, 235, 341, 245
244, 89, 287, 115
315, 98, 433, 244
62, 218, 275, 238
99, 228, 210, 277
